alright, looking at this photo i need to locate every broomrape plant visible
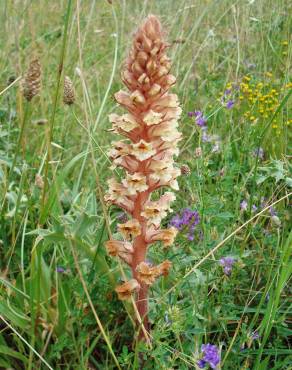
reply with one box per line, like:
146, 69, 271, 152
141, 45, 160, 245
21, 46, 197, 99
104, 15, 181, 339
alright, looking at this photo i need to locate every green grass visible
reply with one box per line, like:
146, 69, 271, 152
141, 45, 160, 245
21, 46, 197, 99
0, 0, 291, 369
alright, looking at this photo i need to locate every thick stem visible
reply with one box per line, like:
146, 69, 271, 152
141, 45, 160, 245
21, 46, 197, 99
132, 234, 149, 338
132, 190, 150, 340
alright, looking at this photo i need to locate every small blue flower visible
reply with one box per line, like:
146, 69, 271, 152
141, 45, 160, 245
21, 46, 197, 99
56, 266, 66, 273
240, 200, 248, 211
251, 331, 260, 340
226, 100, 235, 109
219, 257, 236, 275
170, 208, 200, 240
252, 204, 258, 212
198, 344, 220, 369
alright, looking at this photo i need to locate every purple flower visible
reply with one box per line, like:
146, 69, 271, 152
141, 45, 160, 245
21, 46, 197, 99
202, 129, 212, 143
170, 208, 200, 240
196, 116, 207, 127
194, 111, 203, 118
224, 88, 232, 96
219, 256, 235, 275
56, 266, 66, 273
198, 344, 220, 369
226, 100, 235, 109
269, 206, 277, 216
240, 200, 248, 211
189, 110, 207, 127
251, 331, 260, 340
253, 147, 264, 160
252, 204, 258, 212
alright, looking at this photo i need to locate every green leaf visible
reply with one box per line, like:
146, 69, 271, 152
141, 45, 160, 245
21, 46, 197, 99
0, 345, 28, 363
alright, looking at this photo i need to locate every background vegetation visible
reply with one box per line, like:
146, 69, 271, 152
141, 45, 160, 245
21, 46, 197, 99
0, 0, 291, 368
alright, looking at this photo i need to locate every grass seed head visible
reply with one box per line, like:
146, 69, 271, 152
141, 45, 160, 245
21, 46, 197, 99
63, 76, 75, 105
23, 58, 41, 101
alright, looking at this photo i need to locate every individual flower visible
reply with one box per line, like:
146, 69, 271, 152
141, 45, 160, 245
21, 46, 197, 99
252, 204, 258, 212
105, 240, 133, 265
251, 331, 260, 340
56, 266, 66, 273
109, 113, 139, 133
142, 192, 176, 226
202, 129, 211, 143
226, 99, 235, 109
115, 279, 140, 300
147, 227, 178, 246
143, 110, 163, 126
136, 260, 172, 285
195, 111, 207, 127
136, 262, 158, 285
118, 219, 141, 239
122, 172, 148, 195
269, 206, 277, 216
219, 256, 236, 275
188, 110, 207, 127
240, 200, 248, 211
198, 344, 220, 369
131, 139, 156, 160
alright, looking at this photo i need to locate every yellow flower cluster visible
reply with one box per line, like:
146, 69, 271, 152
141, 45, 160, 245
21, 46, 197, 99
237, 75, 291, 136
220, 71, 291, 137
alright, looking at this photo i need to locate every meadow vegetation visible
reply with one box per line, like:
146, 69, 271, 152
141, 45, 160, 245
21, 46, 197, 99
0, 0, 291, 369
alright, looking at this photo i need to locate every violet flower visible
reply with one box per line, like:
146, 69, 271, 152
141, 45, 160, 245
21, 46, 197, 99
240, 200, 248, 211
189, 110, 207, 127
219, 256, 235, 275
252, 204, 258, 212
198, 344, 220, 369
226, 100, 235, 109
170, 208, 200, 241
56, 266, 66, 273
251, 331, 260, 340
269, 206, 277, 216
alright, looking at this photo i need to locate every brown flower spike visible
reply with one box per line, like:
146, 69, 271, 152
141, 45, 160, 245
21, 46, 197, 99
23, 58, 41, 102
63, 76, 75, 105
105, 15, 181, 339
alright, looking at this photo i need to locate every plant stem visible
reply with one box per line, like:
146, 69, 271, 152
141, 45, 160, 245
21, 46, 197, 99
39, 0, 72, 224
132, 191, 150, 339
